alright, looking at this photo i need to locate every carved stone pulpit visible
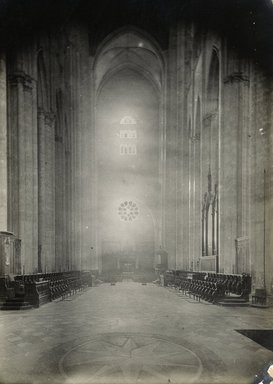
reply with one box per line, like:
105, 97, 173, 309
0, 231, 21, 276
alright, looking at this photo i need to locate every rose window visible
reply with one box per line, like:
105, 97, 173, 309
118, 201, 139, 221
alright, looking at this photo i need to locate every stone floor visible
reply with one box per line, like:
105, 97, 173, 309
0, 282, 273, 384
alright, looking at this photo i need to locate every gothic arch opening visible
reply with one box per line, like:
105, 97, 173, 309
201, 49, 220, 268
93, 29, 165, 275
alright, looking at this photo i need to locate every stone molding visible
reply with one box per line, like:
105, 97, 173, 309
38, 109, 55, 126
235, 236, 249, 250
8, 71, 36, 91
223, 71, 249, 85
189, 133, 200, 142
55, 135, 63, 143
235, 236, 249, 274
203, 111, 218, 122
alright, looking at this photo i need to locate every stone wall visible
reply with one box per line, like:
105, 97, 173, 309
7, 42, 38, 274
1, 16, 272, 290
165, 21, 273, 294
0, 54, 7, 232
5, 23, 93, 273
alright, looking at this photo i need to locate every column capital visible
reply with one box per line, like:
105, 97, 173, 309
8, 71, 36, 91
235, 236, 249, 250
38, 108, 55, 126
223, 71, 249, 85
203, 111, 218, 122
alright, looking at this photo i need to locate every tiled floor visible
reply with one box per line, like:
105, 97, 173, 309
0, 282, 272, 384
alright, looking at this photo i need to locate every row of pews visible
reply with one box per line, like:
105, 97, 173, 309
0, 271, 92, 309
162, 270, 251, 304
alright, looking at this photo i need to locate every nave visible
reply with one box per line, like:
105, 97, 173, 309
0, 282, 272, 384
0, 1, 273, 383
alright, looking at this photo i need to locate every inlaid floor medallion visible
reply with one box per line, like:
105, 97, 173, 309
59, 333, 203, 383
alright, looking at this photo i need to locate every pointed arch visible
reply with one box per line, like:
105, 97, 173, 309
201, 48, 220, 261
37, 51, 50, 111
94, 26, 164, 94
207, 48, 220, 113
94, 25, 164, 70
96, 63, 161, 98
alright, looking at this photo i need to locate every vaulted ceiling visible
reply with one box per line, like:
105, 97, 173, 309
0, 0, 272, 72
94, 29, 164, 94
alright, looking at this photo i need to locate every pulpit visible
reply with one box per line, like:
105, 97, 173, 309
0, 231, 21, 276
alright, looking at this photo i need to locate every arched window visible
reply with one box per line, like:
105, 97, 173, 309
120, 144, 137, 155
37, 51, 49, 111
202, 49, 220, 259
120, 130, 137, 139
207, 50, 220, 113
202, 169, 218, 256
120, 116, 137, 125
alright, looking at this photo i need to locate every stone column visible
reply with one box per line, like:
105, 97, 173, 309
236, 63, 251, 274
0, 53, 7, 231
181, 25, 193, 271
248, 67, 269, 293
165, 26, 178, 269
158, 85, 166, 253
8, 71, 38, 274
235, 236, 249, 273
55, 129, 65, 272
92, 69, 100, 271
91, 69, 99, 271
38, 110, 55, 272
193, 134, 201, 270
221, 62, 248, 273
188, 123, 194, 270
80, 51, 97, 271
264, 78, 273, 301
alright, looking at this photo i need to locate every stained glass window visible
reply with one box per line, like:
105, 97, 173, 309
118, 201, 139, 221
120, 130, 137, 139
120, 116, 137, 125
120, 144, 137, 155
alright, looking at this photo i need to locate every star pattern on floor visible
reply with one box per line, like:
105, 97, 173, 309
59, 333, 203, 383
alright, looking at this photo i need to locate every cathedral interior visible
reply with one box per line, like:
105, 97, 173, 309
0, 0, 273, 383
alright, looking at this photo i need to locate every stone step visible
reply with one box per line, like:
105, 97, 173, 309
221, 296, 248, 302
217, 301, 250, 307
6, 297, 26, 303
0, 305, 33, 310
3, 301, 31, 306
0, 298, 33, 310
250, 303, 270, 308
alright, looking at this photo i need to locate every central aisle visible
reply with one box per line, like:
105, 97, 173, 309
0, 283, 272, 384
